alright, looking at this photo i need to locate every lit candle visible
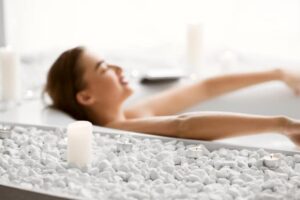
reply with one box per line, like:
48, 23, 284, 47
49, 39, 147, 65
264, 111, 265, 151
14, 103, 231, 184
67, 121, 93, 168
0, 47, 21, 102
186, 23, 204, 75
186, 145, 205, 158
116, 140, 133, 152
263, 154, 280, 169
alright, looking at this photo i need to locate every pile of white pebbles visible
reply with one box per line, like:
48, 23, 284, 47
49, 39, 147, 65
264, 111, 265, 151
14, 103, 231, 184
1, 125, 300, 200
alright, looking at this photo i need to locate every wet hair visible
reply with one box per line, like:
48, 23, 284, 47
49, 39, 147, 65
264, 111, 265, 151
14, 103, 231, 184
44, 46, 89, 120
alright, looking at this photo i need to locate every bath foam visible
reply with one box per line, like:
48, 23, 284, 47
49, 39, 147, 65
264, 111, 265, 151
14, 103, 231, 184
0, 125, 300, 200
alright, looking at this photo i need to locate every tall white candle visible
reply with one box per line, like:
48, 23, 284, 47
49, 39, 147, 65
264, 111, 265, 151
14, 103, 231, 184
67, 121, 93, 168
0, 47, 21, 102
186, 23, 204, 75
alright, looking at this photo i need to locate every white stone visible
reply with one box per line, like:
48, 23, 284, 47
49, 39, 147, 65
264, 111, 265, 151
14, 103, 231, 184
257, 148, 268, 157
148, 159, 159, 168
149, 169, 159, 180
213, 160, 236, 169
217, 178, 230, 185
0, 157, 10, 169
11, 158, 23, 168
89, 168, 99, 176
228, 186, 241, 198
156, 151, 172, 161
0, 166, 5, 175
98, 160, 111, 172
18, 167, 30, 177
19, 182, 33, 190
216, 167, 231, 179
240, 173, 255, 182
16, 135, 29, 146
13, 126, 27, 133
294, 154, 300, 163
127, 162, 140, 174
55, 179, 66, 188
28, 177, 43, 186
173, 156, 182, 165
185, 174, 201, 182
294, 163, 300, 173
127, 191, 149, 200
4, 139, 17, 148
161, 165, 174, 174
231, 178, 244, 185
174, 170, 184, 181
118, 163, 130, 173
261, 190, 284, 200
237, 160, 248, 168
136, 152, 147, 162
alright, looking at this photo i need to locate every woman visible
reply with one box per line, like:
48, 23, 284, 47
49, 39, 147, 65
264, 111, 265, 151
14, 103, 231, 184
44, 46, 300, 146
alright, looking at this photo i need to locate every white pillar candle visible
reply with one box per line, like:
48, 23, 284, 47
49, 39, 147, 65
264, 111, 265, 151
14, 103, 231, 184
186, 23, 204, 75
67, 121, 93, 168
0, 47, 21, 102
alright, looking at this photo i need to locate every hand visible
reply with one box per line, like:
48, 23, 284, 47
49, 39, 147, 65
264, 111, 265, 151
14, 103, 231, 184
282, 117, 300, 147
280, 69, 300, 96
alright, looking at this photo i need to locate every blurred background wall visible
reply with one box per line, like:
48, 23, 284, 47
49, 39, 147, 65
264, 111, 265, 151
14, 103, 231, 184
1, 0, 300, 99
2, 0, 300, 60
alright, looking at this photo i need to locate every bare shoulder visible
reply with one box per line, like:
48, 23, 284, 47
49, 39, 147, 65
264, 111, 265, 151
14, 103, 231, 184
105, 115, 180, 137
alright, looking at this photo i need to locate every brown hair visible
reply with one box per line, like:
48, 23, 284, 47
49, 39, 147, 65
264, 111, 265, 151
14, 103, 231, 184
44, 46, 88, 120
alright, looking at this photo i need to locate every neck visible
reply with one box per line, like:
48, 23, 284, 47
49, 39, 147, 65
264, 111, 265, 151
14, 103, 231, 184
86, 103, 126, 126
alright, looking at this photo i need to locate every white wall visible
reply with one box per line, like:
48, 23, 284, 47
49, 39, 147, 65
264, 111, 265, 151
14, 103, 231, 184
3, 0, 300, 61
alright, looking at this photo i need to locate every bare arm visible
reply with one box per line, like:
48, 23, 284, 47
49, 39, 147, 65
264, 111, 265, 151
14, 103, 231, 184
125, 69, 285, 118
176, 112, 286, 140
106, 112, 300, 146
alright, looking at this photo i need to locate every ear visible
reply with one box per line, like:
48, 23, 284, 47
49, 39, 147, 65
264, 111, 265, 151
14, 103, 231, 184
76, 90, 96, 106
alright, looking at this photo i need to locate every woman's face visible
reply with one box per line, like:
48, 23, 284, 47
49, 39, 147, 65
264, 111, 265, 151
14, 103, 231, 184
77, 50, 133, 107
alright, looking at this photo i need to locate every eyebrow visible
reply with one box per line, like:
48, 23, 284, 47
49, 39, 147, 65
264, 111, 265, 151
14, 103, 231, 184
94, 60, 104, 71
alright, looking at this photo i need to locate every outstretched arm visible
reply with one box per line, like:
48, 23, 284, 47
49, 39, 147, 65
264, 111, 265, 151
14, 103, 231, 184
106, 112, 300, 146
126, 68, 293, 118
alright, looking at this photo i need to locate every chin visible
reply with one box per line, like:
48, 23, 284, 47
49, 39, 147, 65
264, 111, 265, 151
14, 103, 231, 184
124, 82, 133, 92
120, 81, 134, 100
125, 86, 134, 97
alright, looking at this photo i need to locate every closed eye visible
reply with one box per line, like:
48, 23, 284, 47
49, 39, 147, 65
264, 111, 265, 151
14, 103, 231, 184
95, 61, 108, 74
